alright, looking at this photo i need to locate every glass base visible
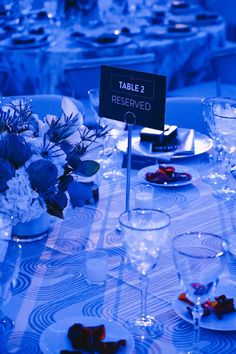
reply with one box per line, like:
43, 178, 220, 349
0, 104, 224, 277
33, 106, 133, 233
201, 171, 226, 185
213, 186, 236, 200
0, 316, 14, 334
126, 315, 163, 339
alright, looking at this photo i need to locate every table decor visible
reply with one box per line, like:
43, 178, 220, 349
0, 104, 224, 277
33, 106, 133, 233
0, 96, 108, 241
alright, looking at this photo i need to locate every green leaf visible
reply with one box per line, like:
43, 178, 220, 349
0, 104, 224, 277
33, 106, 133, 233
76, 160, 100, 177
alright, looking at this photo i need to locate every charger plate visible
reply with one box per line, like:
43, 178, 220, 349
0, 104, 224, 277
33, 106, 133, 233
117, 128, 213, 160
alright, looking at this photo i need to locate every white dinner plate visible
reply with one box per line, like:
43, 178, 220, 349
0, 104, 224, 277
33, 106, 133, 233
69, 32, 131, 48
0, 33, 53, 49
145, 25, 198, 39
117, 128, 213, 160
40, 316, 135, 354
173, 286, 236, 331
137, 164, 199, 187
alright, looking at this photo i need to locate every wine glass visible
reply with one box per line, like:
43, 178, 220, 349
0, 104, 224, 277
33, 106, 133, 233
201, 97, 227, 186
172, 232, 228, 354
211, 97, 236, 199
0, 215, 22, 333
119, 208, 171, 338
88, 88, 126, 181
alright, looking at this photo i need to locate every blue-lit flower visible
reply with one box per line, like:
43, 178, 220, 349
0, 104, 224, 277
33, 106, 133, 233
0, 97, 104, 223
27, 159, 58, 193
0, 158, 15, 192
0, 133, 32, 168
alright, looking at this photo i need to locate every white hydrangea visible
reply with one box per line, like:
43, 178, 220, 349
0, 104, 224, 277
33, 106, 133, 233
0, 168, 46, 224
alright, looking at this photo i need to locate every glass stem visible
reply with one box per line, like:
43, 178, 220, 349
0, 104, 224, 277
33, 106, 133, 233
140, 274, 149, 319
225, 153, 232, 188
192, 305, 203, 353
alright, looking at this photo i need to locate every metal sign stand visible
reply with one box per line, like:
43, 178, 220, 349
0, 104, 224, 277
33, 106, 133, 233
124, 112, 136, 212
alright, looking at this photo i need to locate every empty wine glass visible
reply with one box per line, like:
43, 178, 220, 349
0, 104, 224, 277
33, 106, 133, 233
119, 208, 171, 338
172, 232, 228, 354
211, 97, 236, 199
0, 222, 22, 333
201, 97, 227, 186
88, 88, 126, 181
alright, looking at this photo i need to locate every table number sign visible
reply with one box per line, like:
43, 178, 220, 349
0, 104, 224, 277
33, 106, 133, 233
99, 65, 166, 130
99, 65, 167, 212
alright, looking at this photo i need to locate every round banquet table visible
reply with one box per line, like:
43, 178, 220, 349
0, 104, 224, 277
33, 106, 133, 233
0, 12, 226, 97
1, 128, 236, 354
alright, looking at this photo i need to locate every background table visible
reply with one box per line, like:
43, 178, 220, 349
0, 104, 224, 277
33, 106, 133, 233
0, 9, 226, 96
1, 146, 236, 354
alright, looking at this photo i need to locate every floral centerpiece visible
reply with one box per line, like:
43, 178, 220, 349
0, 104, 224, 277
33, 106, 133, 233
0, 97, 108, 228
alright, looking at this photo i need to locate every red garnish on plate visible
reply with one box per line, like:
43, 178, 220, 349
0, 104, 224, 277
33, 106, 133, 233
65, 323, 127, 353
178, 293, 236, 319
145, 165, 192, 184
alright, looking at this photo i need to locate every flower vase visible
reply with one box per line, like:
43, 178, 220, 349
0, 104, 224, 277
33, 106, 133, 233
12, 213, 50, 242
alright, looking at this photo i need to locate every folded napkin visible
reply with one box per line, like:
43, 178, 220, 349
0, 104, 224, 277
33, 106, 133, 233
173, 128, 195, 156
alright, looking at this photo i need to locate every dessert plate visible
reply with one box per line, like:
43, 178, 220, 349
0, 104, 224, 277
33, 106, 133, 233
40, 316, 135, 354
173, 285, 236, 331
137, 164, 199, 187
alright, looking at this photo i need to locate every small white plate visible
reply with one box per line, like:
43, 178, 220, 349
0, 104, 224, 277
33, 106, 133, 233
173, 286, 236, 331
40, 316, 135, 354
137, 164, 199, 187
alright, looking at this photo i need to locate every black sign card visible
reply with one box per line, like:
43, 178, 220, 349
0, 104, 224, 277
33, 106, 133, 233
99, 65, 166, 130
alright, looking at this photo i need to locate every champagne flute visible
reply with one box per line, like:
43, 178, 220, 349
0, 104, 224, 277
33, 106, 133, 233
172, 232, 228, 354
119, 208, 171, 338
0, 215, 22, 333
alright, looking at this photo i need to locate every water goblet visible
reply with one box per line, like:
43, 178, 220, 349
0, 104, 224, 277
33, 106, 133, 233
119, 208, 171, 338
211, 97, 236, 199
201, 97, 227, 186
0, 236, 22, 333
172, 232, 228, 354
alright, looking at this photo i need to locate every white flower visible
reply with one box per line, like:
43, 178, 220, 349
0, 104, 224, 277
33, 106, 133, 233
0, 168, 46, 224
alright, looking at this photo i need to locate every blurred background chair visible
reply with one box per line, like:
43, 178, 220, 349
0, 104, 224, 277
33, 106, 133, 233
64, 53, 156, 100
199, 0, 236, 42
0, 64, 9, 96
165, 96, 208, 135
167, 45, 236, 99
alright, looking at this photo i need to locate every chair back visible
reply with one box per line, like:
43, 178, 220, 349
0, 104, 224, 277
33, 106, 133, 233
211, 48, 236, 95
0, 64, 9, 96
165, 96, 208, 135
64, 53, 156, 99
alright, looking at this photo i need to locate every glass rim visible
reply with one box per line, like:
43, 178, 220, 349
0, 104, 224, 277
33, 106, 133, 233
172, 231, 228, 259
119, 208, 171, 231
88, 88, 100, 95
201, 97, 236, 119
